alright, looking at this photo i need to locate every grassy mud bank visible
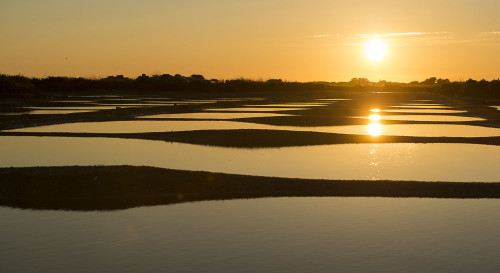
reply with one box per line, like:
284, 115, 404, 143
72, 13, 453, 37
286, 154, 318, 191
1, 166, 500, 211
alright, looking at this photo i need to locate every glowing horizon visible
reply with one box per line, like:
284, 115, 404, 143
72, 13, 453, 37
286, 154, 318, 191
1, 0, 499, 82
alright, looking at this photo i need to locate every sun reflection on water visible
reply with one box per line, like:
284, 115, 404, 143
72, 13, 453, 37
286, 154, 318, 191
368, 144, 381, 180
367, 109, 382, 136
368, 122, 382, 136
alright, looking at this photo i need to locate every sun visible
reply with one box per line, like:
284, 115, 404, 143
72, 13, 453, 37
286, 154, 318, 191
365, 39, 387, 62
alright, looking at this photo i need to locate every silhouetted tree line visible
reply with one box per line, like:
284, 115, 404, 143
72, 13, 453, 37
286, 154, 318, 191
1, 74, 499, 98
433, 78, 500, 98
0, 74, 36, 98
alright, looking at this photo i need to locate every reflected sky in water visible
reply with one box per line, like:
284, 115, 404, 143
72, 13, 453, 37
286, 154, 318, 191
23, 106, 122, 110
138, 112, 294, 119
315, 98, 351, 101
1, 110, 94, 115
382, 109, 467, 114
1, 136, 498, 182
356, 115, 485, 122
247, 103, 328, 107
206, 107, 306, 112
2, 197, 500, 273
391, 104, 452, 109
7, 120, 500, 137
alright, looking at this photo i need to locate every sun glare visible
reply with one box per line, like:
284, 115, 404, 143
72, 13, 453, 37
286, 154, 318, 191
368, 122, 382, 136
365, 39, 387, 62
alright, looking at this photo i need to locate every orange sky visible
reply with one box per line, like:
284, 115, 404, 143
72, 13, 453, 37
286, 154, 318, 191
1, 0, 499, 82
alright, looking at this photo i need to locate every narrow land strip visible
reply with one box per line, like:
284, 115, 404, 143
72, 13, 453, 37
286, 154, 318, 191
1, 130, 498, 147
1, 166, 500, 211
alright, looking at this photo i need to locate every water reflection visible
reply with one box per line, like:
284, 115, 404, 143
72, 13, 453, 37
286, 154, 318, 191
368, 123, 382, 136
246, 103, 328, 107
23, 106, 123, 110
383, 109, 466, 114
355, 115, 485, 122
1, 110, 94, 115
2, 136, 498, 181
206, 107, 306, 112
315, 98, 351, 101
3, 197, 500, 272
369, 114, 381, 121
392, 104, 450, 108
368, 144, 380, 179
7, 121, 500, 137
138, 112, 294, 119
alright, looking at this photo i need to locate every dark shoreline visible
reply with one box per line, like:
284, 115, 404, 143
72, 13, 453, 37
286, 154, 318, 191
1, 166, 500, 211
1, 129, 499, 147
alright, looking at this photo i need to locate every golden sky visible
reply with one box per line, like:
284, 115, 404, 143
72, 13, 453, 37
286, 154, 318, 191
1, 0, 499, 82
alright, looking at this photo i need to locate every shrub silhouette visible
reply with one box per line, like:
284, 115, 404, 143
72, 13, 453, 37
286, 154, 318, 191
0, 74, 498, 98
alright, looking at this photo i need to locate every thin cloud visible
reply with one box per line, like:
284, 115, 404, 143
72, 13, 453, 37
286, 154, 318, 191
479, 31, 500, 36
353, 32, 448, 39
307, 34, 329, 38
325, 32, 500, 47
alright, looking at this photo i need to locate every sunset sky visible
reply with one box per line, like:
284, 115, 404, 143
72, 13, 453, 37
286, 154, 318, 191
1, 0, 500, 82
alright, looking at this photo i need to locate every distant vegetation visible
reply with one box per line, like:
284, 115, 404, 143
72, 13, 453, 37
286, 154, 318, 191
1, 74, 499, 98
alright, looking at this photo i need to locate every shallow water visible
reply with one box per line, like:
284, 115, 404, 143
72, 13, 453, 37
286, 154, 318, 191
2, 197, 500, 273
354, 115, 485, 122
249, 103, 329, 107
53, 100, 95, 103
315, 98, 351, 101
382, 109, 467, 114
162, 100, 218, 104
7, 120, 500, 137
206, 107, 307, 112
391, 105, 453, 109
137, 112, 294, 119
69, 95, 122, 98
1, 110, 95, 115
1, 136, 498, 181
96, 103, 172, 107
23, 106, 124, 110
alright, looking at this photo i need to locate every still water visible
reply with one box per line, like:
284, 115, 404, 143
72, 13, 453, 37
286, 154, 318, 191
354, 115, 485, 122
1, 110, 94, 115
138, 112, 294, 119
7, 120, 500, 137
1, 197, 500, 273
316, 98, 351, 101
382, 109, 466, 114
206, 107, 307, 112
249, 103, 329, 107
1, 136, 498, 182
391, 104, 452, 108
23, 106, 124, 110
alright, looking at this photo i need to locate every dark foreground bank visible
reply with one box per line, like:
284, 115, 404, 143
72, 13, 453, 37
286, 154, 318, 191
1, 166, 500, 211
